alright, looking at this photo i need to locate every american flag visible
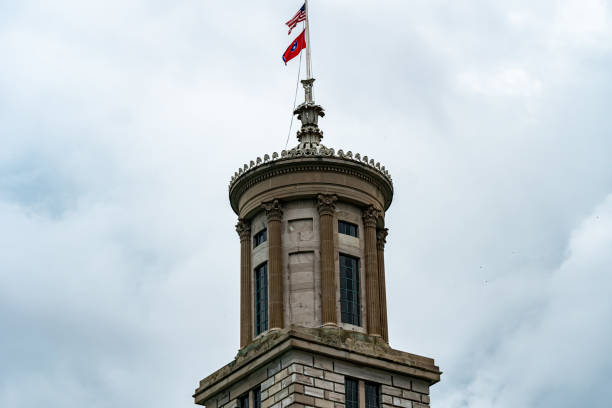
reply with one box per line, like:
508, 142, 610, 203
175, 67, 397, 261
286, 4, 306, 35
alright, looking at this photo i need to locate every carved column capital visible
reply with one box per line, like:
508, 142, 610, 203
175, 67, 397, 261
362, 205, 381, 228
235, 219, 251, 241
376, 228, 389, 250
262, 199, 283, 222
317, 194, 338, 217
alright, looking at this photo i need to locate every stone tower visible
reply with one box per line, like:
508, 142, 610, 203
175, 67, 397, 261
193, 80, 441, 408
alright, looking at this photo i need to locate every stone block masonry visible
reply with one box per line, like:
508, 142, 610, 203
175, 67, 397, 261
203, 349, 432, 408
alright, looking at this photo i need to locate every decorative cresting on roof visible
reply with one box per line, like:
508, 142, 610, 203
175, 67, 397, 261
227, 77, 392, 191
227, 146, 393, 191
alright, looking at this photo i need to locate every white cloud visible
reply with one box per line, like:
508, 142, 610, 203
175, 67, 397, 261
457, 67, 543, 98
1, 1, 612, 407
437, 194, 612, 407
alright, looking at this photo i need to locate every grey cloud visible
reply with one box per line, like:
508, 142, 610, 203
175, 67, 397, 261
1, 1, 611, 407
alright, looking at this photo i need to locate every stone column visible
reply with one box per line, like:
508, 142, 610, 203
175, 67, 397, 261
263, 200, 283, 331
317, 194, 338, 327
377, 228, 389, 343
363, 205, 381, 337
236, 219, 252, 348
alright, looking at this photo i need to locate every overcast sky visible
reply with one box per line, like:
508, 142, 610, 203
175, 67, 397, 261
1, 1, 612, 407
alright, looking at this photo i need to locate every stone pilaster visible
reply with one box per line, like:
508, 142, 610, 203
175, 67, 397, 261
236, 219, 252, 348
262, 200, 283, 331
377, 228, 389, 343
363, 205, 381, 337
317, 194, 338, 327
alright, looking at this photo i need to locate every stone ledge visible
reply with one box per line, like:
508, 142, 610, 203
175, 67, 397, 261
193, 327, 441, 405
229, 156, 394, 216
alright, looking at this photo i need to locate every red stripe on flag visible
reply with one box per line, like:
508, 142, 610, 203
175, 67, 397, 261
286, 6, 306, 35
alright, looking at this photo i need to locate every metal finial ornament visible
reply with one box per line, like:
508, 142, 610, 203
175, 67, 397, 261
293, 78, 325, 150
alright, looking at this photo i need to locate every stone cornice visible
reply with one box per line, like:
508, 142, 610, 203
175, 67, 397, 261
229, 147, 392, 193
229, 155, 393, 215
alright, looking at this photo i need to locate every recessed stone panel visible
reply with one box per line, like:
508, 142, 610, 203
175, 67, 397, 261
289, 251, 318, 327
288, 218, 314, 241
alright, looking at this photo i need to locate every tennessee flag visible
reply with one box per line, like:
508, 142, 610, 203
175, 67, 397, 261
282, 30, 306, 65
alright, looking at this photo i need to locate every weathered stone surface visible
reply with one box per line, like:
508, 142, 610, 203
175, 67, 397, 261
292, 374, 315, 386
411, 379, 429, 395
334, 360, 392, 386
288, 250, 318, 327
324, 391, 345, 403
288, 384, 304, 395
381, 385, 402, 397
274, 388, 289, 402
314, 379, 334, 391
218, 392, 230, 406
323, 372, 343, 384
392, 397, 412, 408
304, 386, 324, 398
293, 393, 315, 406
229, 366, 269, 400
281, 350, 314, 369
194, 328, 440, 407
261, 377, 275, 392
382, 394, 393, 404
281, 376, 294, 389
401, 390, 422, 402
303, 367, 324, 379
421, 395, 430, 404
275, 368, 289, 383
392, 375, 411, 390
268, 360, 282, 377
262, 399, 276, 408
281, 395, 295, 408
288, 364, 304, 375
314, 398, 334, 408
267, 382, 282, 397
205, 398, 218, 408
313, 356, 333, 371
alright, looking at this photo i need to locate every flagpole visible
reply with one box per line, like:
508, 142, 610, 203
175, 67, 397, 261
304, 0, 312, 80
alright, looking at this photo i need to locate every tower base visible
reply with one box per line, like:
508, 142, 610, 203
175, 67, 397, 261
194, 327, 441, 408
